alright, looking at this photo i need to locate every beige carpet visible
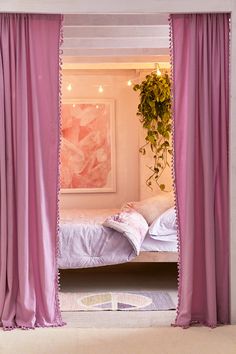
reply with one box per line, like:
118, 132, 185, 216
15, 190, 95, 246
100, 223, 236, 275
62, 309, 176, 327
0, 326, 236, 354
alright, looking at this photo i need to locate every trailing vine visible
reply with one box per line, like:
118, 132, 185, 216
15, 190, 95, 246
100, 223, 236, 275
133, 72, 172, 191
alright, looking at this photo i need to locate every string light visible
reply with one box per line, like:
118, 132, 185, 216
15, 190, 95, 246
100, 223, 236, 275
155, 63, 161, 77
72, 104, 76, 108
98, 85, 104, 93
78, 67, 162, 94
65, 65, 167, 95
127, 79, 132, 86
67, 83, 72, 91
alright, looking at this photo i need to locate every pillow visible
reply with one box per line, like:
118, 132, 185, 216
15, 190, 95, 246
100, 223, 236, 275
149, 206, 177, 237
123, 192, 174, 225
103, 209, 148, 255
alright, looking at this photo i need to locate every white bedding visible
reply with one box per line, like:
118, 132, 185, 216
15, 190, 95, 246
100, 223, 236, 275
59, 209, 134, 269
58, 208, 178, 269
141, 233, 177, 252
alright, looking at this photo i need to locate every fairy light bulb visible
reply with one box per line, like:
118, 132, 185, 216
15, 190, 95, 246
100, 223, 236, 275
67, 83, 72, 91
72, 104, 76, 108
155, 63, 161, 77
98, 85, 104, 93
127, 79, 132, 86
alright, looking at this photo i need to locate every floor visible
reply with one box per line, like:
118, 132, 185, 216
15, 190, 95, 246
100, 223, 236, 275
1, 265, 236, 354
1, 326, 236, 354
59, 262, 178, 327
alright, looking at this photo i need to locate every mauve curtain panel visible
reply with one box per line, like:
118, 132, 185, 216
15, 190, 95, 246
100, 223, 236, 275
0, 14, 64, 329
170, 13, 230, 327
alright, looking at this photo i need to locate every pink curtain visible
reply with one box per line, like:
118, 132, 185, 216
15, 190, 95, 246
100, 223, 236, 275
170, 14, 230, 327
0, 14, 64, 329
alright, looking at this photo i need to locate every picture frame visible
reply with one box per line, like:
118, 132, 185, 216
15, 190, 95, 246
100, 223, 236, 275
60, 99, 116, 193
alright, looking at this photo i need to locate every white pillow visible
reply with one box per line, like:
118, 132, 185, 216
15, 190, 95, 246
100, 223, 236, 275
123, 192, 174, 225
149, 207, 177, 238
149, 233, 177, 243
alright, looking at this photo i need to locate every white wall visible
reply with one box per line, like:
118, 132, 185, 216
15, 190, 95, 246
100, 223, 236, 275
60, 70, 140, 209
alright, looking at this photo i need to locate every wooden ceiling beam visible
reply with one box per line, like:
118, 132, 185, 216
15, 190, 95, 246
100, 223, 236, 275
64, 14, 169, 26
62, 55, 170, 63
62, 37, 169, 49
62, 48, 170, 57
63, 25, 169, 38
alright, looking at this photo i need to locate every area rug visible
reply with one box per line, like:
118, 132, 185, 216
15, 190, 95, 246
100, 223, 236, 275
59, 291, 176, 312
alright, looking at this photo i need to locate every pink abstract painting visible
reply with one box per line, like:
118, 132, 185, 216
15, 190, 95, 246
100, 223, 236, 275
60, 100, 115, 192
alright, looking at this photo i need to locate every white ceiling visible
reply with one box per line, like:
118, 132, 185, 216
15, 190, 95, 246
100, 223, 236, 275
62, 14, 170, 67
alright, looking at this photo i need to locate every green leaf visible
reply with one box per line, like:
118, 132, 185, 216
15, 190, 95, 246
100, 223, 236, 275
136, 71, 171, 191
164, 132, 170, 139
149, 101, 155, 108
133, 84, 140, 91
147, 136, 156, 144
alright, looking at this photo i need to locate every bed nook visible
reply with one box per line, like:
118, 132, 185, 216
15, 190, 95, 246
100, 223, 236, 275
58, 13, 178, 320
59, 52, 176, 270
58, 194, 178, 269
57, 11, 230, 328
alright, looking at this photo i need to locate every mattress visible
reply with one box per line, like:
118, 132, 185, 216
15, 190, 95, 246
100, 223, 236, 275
58, 208, 177, 269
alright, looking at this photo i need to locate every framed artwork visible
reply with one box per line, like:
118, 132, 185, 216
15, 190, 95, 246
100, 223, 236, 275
60, 99, 116, 193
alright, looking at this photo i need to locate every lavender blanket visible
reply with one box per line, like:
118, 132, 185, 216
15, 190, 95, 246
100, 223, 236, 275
58, 209, 147, 269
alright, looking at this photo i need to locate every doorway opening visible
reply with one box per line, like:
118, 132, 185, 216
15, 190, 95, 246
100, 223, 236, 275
58, 13, 178, 327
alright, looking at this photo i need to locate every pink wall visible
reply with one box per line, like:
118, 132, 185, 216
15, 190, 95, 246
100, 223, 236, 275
60, 70, 140, 209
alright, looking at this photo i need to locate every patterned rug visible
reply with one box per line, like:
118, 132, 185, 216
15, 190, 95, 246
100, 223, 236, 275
59, 291, 176, 312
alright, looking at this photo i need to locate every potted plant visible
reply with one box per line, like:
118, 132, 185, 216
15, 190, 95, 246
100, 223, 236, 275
133, 71, 172, 191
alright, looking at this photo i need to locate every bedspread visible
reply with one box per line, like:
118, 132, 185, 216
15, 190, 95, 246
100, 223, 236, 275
58, 209, 142, 269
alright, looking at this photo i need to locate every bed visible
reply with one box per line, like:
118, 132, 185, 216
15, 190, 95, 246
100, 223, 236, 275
58, 207, 178, 269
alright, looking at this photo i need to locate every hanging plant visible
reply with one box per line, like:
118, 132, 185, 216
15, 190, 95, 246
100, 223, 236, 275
133, 72, 172, 191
